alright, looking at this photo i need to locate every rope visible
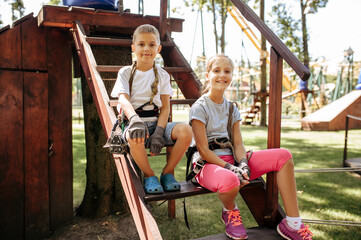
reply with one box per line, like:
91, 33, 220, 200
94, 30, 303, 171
294, 167, 361, 173
302, 219, 361, 227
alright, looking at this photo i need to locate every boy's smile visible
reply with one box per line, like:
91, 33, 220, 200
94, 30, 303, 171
131, 32, 162, 71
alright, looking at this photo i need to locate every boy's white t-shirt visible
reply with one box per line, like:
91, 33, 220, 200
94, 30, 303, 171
111, 65, 173, 112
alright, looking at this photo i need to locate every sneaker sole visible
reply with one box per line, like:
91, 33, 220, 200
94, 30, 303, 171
276, 225, 292, 240
221, 217, 248, 240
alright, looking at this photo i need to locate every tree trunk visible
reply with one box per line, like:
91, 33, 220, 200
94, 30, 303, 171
211, 0, 219, 54
220, 0, 227, 54
260, 0, 267, 126
76, 45, 132, 217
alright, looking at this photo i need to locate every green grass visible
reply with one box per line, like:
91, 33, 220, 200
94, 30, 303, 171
72, 117, 361, 240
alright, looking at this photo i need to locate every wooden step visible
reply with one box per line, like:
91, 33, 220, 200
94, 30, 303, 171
144, 178, 264, 203
86, 36, 175, 47
109, 98, 197, 107
96, 65, 192, 73
191, 226, 282, 240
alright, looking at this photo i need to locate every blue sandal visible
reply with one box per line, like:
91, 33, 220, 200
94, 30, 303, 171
160, 173, 181, 192
144, 176, 164, 194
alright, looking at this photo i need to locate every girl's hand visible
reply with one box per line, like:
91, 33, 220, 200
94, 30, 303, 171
224, 163, 250, 186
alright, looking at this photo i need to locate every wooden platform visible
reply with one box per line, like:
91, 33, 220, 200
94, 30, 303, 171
345, 158, 361, 175
144, 179, 264, 203
191, 227, 282, 240
301, 90, 361, 131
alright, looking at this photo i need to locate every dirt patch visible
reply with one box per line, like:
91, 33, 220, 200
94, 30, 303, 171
45, 215, 140, 240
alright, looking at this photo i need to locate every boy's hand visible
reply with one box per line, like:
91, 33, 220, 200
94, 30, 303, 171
128, 115, 148, 139
149, 126, 165, 155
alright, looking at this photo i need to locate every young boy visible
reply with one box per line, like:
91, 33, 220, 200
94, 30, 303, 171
110, 24, 192, 194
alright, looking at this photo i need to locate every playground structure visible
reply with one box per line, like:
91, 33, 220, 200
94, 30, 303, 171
301, 49, 361, 131
0, 0, 313, 239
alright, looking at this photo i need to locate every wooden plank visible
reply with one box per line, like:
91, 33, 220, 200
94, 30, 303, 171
24, 71, 50, 239
0, 23, 21, 69
97, 65, 192, 73
159, 0, 168, 40
47, 27, 73, 230
72, 20, 116, 136
191, 226, 283, 240
0, 70, 24, 239
161, 32, 202, 99
21, 16, 47, 71
144, 181, 212, 203
265, 47, 283, 227
38, 5, 184, 32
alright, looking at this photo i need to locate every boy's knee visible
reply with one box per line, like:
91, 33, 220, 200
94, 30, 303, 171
173, 123, 192, 142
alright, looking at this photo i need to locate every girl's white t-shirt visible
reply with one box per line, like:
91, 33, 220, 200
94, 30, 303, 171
111, 65, 173, 111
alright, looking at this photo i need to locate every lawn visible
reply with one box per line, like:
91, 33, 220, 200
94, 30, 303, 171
73, 116, 361, 240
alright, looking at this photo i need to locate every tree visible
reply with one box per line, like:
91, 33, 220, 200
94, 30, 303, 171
271, 0, 328, 117
46, 0, 61, 5
271, 0, 328, 68
76, 45, 131, 217
185, 0, 232, 54
4, 0, 25, 22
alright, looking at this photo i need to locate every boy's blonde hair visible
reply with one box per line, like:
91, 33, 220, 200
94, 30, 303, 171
132, 24, 161, 44
201, 54, 234, 95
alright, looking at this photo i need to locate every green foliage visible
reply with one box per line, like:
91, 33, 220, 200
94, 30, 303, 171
270, 0, 328, 64
46, 0, 61, 5
4, 0, 25, 21
271, 3, 303, 60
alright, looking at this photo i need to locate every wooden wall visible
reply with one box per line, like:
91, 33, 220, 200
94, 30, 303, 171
0, 15, 73, 239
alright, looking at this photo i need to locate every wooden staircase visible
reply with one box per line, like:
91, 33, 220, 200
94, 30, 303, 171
70, 17, 287, 238
36, 0, 311, 238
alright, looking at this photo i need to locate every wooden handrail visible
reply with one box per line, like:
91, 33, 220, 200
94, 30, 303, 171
230, 0, 310, 81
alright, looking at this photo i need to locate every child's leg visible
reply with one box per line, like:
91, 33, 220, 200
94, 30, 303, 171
162, 122, 192, 174
248, 148, 300, 217
277, 158, 299, 217
196, 158, 241, 209
126, 132, 154, 177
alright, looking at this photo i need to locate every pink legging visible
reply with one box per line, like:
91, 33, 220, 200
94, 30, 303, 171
195, 148, 292, 193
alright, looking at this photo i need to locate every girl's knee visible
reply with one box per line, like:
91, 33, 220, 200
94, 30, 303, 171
218, 172, 240, 193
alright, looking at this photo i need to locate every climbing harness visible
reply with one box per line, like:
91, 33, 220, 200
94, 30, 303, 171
104, 61, 160, 153
185, 101, 243, 181
183, 101, 252, 229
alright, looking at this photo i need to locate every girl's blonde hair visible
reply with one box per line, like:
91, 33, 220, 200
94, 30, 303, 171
132, 24, 160, 44
201, 54, 234, 95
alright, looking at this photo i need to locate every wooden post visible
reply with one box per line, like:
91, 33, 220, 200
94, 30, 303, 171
265, 46, 283, 227
159, 0, 168, 40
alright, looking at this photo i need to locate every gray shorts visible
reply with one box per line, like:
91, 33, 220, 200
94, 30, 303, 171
123, 121, 177, 146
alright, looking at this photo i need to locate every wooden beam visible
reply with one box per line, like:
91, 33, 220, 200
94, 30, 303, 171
265, 47, 283, 227
230, 0, 310, 81
38, 5, 183, 33
159, 0, 168, 40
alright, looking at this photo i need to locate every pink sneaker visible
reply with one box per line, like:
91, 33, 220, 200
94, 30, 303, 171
221, 208, 248, 239
277, 218, 313, 240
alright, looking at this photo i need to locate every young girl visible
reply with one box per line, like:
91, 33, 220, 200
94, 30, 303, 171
189, 55, 313, 240
111, 24, 192, 194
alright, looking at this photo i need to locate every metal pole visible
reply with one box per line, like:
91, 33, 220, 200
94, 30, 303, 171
343, 115, 349, 166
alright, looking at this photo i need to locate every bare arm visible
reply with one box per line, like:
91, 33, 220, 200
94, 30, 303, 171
118, 93, 137, 119
192, 119, 227, 167
232, 121, 247, 162
157, 95, 170, 128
